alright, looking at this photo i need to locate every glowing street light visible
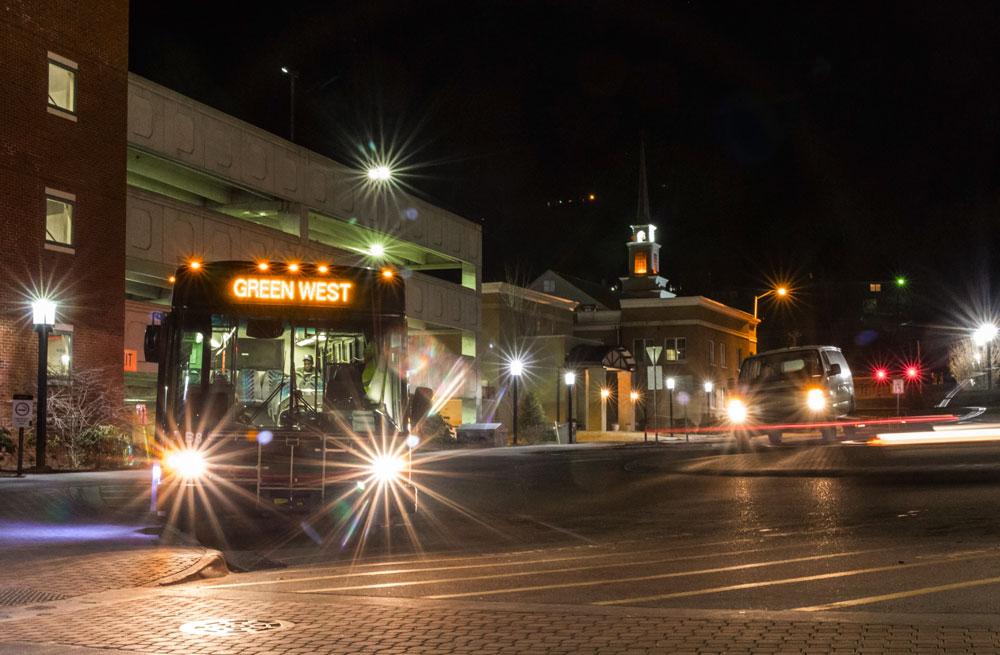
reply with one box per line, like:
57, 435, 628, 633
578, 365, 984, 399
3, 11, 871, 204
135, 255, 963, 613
31, 298, 57, 472
753, 285, 790, 321
974, 323, 998, 390
564, 370, 576, 444
599, 387, 611, 432
367, 165, 393, 182
666, 377, 676, 439
509, 358, 525, 445
369, 243, 386, 258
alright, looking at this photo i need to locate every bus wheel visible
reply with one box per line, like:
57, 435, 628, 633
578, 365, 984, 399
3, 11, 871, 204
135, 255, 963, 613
820, 427, 837, 443
767, 432, 782, 446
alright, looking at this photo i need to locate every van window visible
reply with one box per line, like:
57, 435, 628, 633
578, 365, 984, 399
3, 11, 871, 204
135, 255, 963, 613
740, 350, 822, 384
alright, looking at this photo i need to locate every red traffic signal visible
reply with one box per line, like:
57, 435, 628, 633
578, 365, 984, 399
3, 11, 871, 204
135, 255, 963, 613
873, 367, 889, 382
905, 365, 920, 380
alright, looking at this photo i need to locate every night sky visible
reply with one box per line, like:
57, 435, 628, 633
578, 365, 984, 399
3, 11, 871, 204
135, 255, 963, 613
130, 2, 1000, 341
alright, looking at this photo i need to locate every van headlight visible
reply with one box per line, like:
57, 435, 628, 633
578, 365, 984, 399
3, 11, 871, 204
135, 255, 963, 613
164, 449, 207, 479
806, 388, 827, 412
727, 399, 748, 424
370, 454, 405, 484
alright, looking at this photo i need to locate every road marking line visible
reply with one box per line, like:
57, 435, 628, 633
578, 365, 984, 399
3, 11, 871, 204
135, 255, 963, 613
594, 549, 998, 606
794, 574, 1000, 611
424, 549, 879, 600
301, 543, 852, 594
206, 533, 814, 589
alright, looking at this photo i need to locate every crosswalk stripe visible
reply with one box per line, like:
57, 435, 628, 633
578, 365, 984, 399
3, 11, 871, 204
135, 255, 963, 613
424, 549, 878, 600
595, 549, 997, 606
794, 574, 1000, 611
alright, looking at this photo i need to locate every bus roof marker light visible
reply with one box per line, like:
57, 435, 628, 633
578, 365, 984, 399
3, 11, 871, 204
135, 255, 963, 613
257, 261, 269, 272
188, 260, 202, 270
317, 264, 329, 274
381, 268, 395, 280
287, 262, 300, 273
168, 275, 176, 284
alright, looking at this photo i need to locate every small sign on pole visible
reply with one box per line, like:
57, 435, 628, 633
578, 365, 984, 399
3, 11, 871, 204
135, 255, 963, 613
11, 397, 33, 428
646, 365, 663, 390
891, 378, 905, 395
645, 346, 663, 366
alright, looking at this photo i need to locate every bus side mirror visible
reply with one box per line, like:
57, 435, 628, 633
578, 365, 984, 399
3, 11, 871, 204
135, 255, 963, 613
143, 325, 161, 363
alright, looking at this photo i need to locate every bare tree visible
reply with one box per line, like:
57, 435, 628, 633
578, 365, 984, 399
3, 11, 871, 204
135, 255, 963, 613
47, 368, 126, 469
949, 338, 997, 385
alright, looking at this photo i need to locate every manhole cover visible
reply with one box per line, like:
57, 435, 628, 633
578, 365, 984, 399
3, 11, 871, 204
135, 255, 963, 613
0, 588, 69, 607
180, 619, 294, 636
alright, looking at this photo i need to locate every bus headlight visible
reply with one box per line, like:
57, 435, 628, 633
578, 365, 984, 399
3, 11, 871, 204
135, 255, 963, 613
164, 449, 207, 479
727, 399, 748, 424
806, 388, 826, 412
370, 454, 405, 483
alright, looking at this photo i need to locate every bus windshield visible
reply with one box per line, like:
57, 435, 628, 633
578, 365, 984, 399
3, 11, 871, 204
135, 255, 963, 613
169, 314, 404, 431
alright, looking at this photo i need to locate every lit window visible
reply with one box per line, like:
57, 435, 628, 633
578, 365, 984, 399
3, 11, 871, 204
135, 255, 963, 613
47, 57, 77, 114
664, 337, 686, 362
869, 283, 881, 293
48, 331, 72, 377
46, 195, 73, 246
634, 251, 648, 276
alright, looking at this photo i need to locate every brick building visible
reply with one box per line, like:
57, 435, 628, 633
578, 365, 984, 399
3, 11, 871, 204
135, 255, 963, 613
531, 223, 757, 432
0, 1, 129, 425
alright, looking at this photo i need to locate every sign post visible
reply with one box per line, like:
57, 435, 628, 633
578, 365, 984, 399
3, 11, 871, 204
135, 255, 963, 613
645, 346, 662, 441
892, 378, 905, 416
11, 394, 33, 477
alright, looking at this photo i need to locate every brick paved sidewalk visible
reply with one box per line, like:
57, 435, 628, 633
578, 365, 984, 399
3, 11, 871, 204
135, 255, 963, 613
3, 588, 1000, 654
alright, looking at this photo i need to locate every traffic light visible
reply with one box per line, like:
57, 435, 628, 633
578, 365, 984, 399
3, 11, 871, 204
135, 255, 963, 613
873, 367, 889, 383
905, 365, 921, 381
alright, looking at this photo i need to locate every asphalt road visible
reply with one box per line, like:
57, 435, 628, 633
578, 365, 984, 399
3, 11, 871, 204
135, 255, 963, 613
177, 440, 1000, 617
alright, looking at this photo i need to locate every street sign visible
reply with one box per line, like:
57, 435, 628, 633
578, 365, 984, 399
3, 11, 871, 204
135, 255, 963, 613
646, 365, 663, 390
891, 378, 905, 395
11, 397, 33, 428
645, 345, 663, 365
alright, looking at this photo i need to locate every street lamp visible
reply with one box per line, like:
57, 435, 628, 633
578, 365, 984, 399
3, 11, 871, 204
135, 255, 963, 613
753, 286, 789, 320
629, 390, 640, 432
367, 165, 393, 182
973, 323, 998, 390
509, 358, 525, 445
31, 298, 56, 472
703, 380, 714, 424
666, 377, 676, 439
600, 387, 611, 432
564, 370, 576, 444
280, 66, 299, 141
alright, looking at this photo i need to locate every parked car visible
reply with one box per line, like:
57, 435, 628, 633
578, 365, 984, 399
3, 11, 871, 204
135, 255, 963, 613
727, 345, 855, 445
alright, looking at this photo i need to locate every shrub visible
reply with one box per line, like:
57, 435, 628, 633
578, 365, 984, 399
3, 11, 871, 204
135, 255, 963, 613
77, 425, 131, 469
0, 427, 13, 454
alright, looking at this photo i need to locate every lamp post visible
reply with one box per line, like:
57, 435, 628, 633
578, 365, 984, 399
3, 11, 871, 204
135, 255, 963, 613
703, 380, 714, 425
280, 66, 298, 141
600, 387, 610, 432
509, 359, 524, 445
32, 298, 56, 472
753, 286, 789, 321
629, 390, 639, 432
564, 370, 576, 444
973, 323, 998, 390
666, 376, 676, 439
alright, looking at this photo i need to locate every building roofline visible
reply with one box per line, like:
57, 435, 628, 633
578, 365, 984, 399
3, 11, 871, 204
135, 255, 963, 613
481, 282, 579, 310
619, 295, 759, 324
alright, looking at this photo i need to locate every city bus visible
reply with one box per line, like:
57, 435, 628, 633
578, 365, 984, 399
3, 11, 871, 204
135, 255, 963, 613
144, 260, 413, 512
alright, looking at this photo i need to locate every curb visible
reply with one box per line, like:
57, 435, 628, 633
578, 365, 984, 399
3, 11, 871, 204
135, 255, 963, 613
156, 549, 229, 586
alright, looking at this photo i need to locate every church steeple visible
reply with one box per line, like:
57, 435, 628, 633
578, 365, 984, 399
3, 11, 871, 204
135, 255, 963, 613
620, 140, 675, 299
